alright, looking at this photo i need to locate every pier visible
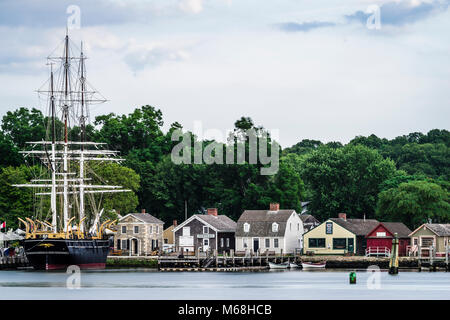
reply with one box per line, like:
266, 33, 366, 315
157, 249, 295, 269
417, 246, 450, 272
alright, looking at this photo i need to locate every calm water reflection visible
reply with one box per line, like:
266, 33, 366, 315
0, 269, 449, 300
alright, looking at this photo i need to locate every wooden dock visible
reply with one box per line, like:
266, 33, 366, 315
417, 246, 450, 272
157, 249, 295, 269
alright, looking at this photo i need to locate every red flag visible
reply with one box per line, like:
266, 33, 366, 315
0, 222, 5, 229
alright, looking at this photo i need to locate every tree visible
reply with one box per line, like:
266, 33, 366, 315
376, 180, 450, 229
0, 165, 44, 230
88, 162, 140, 216
1, 108, 46, 149
299, 144, 397, 221
0, 132, 23, 167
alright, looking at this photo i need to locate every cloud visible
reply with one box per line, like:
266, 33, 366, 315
178, 0, 204, 14
346, 0, 450, 26
123, 43, 190, 72
276, 21, 336, 32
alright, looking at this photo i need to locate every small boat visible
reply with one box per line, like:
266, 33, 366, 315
301, 261, 326, 269
289, 263, 300, 268
268, 262, 289, 269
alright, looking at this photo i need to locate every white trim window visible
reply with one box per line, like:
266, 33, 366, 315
265, 238, 270, 248
220, 238, 224, 247
274, 238, 279, 248
243, 238, 248, 248
272, 223, 279, 233
134, 226, 139, 234
226, 238, 230, 247
203, 226, 209, 234
121, 226, 127, 234
182, 227, 190, 236
156, 226, 159, 234
244, 223, 250, 233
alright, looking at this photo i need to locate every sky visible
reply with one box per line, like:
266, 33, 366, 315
0, 0, 449, 148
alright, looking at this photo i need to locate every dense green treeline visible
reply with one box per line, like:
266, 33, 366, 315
0, 106, 448, 230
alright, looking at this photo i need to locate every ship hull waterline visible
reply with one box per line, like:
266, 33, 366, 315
23, 239, 110, 270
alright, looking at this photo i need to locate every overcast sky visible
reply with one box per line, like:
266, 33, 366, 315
0, 0, 449, 148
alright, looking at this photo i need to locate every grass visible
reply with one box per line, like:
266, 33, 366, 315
106, 258, 158, 268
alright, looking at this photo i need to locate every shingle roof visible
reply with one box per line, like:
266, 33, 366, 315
425, 224, 450, 237
330, 218, 379, 236
126, 213, 164, 224
380, 222, 412, 238
236, 210, 297, 237
196, 214, 237, 232
300, 214, 319, 224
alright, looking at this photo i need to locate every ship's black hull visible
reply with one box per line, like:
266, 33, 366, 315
23, 239, 110, 270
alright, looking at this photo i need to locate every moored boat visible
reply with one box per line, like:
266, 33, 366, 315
289, 262, 299, 268
14, 31, 130, 271
268, 262, 289, 269
301, 261, 326, 269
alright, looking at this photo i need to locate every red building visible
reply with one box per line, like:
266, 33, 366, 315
365, 222, 411, 257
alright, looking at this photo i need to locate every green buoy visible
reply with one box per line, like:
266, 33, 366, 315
349, 271, 356, 284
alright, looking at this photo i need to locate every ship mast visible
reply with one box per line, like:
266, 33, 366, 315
14, 30, 131, 238
62, 31, 70, 232
50, 65, 57, 233
79, 42, 86, 233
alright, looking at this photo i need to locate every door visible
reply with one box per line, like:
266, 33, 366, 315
253, 238, 259, 253
203, 238, 209, 252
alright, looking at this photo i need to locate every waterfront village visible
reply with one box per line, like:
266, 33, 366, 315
1, 202, 450, 271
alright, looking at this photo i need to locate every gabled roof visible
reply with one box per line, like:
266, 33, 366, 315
329, 218, 379, 236
119, 213, 164, 224
235, 209, 297, 237
173, 214, 237, 233
367, 222, 412, 238
300, 214, 319, 224
409, 223, 450, 237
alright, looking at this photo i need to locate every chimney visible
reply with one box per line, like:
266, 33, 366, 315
173, 220, 177, 227
207, 208, 218, 216
141, 209, 146, 214
338, 213, 347, 221
270, 203, 280, 211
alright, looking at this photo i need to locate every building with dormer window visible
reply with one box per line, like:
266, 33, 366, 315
235, 203, 304, 254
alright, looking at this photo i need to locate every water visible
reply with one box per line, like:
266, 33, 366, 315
0, 269, 449, 300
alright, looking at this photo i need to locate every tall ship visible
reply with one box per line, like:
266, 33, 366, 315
13, 31, 130, 270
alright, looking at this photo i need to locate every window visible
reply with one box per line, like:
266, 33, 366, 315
326, 222, 333, 234
297, 223, 299, 231
121, 239, 128, 249
244, 223, 250, 233
203, 226, 209, 234
413, 238, 418, 245
272, 223, 278, 233
243, 238, 248, 248
121, 226, 126, 234
421, 237, 434, 247
274, 238, 279, 248
134, 226, 139, 234
203, 239, 209, 246
265, 238, 270, 248
226, 238, 230, 247
164, 239, 168, 244
376, 232, 386, 237
182, 227, 190, 236
347, 238, 354, 251
149, 225, 153, 233
333, 238, 347, 250
156, 226, 159, 233
220, 238, 224, 247
309, 238, 326, 248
